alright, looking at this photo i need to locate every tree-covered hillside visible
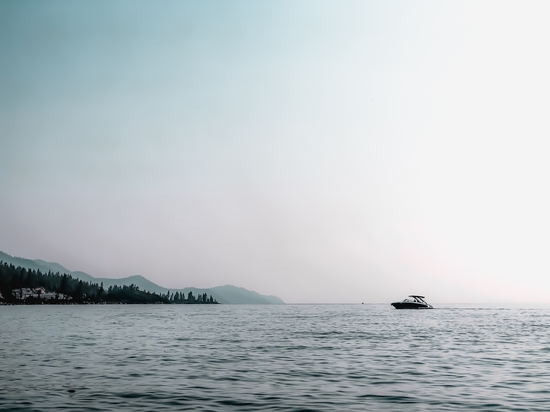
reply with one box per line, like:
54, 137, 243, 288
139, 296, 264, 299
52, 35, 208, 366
0, 251, 284, 304
0, 262, 218, 305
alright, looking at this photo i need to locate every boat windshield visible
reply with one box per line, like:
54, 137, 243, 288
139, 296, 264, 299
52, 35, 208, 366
402, 297, 427, 304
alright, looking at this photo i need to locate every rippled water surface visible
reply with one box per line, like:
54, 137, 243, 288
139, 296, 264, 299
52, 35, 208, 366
2, 304, 550, 411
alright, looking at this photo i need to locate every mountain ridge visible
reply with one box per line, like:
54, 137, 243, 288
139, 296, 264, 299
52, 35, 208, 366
0, 251, 284, 304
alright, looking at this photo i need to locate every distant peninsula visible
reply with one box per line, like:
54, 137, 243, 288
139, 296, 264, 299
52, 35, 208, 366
0, 262, 219, 305
0, 251, 285, 305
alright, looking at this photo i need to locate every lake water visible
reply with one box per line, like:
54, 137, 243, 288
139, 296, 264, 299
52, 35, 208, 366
1, 304, 550, 411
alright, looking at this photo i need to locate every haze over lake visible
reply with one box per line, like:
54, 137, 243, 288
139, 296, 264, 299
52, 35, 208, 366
3, 1, 550, 304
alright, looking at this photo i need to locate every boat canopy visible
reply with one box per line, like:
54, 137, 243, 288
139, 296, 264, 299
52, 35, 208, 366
406, 295, 428, 303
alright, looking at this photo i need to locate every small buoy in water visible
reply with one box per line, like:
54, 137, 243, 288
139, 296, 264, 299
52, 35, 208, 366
67, 389, 75, 393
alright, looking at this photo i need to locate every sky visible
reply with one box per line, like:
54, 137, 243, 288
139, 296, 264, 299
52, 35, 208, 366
2, 1, 550, 304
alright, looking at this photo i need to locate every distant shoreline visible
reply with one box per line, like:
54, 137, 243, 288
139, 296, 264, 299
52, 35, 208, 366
0, 262, 219, 305
0, 252, 285, 304
0, 301, 219, 306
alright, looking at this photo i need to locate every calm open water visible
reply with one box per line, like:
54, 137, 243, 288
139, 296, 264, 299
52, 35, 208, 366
1, 304, 550, 411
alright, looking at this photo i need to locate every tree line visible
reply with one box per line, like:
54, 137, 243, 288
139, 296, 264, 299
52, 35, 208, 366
0, 261, 218, 305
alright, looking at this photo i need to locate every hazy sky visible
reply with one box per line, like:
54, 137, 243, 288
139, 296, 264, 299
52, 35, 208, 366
2, 1, 550, 303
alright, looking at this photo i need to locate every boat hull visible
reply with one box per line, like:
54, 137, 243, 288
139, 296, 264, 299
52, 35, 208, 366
391, 302, 432, 309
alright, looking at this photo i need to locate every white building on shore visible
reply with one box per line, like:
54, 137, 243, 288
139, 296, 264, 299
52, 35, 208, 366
12, 287, 61, 301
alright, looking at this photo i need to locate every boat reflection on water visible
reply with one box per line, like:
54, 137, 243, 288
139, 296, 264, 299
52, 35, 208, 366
391, 295, 433, 309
